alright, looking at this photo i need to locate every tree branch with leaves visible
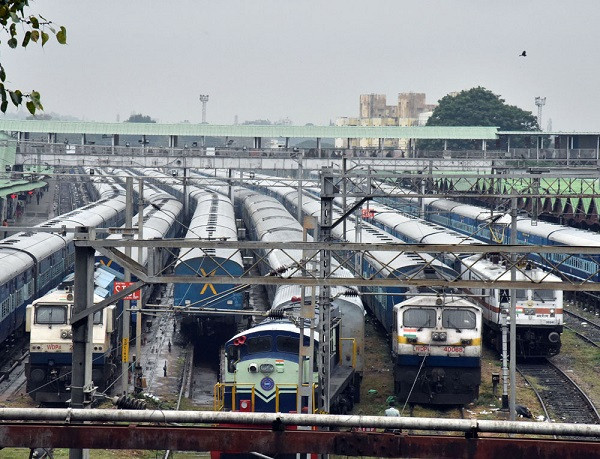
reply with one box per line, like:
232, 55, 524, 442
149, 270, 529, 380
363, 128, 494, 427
0, 0, 66, 114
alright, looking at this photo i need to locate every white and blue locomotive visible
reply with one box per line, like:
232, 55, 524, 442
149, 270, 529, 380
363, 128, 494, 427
25, 265, 120, 403
216, 188, 364, 414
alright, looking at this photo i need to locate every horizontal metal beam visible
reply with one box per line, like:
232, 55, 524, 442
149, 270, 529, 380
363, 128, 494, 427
74, 238, 600, 255
71, 280, 146, 323
0, 424, 597, 458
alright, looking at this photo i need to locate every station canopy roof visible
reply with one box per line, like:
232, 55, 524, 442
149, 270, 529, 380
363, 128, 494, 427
0, 120, 499, 140
0, 179, 46, 198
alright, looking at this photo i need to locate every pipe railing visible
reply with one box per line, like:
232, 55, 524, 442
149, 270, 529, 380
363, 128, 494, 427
0, 408, 598, 437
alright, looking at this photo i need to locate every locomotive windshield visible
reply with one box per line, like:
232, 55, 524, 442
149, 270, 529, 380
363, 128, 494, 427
442, 309, 476, 330
35, 305, 68, 325
403, 309, 436, 328
532, 289, 555, 302
246, 336, 272, 354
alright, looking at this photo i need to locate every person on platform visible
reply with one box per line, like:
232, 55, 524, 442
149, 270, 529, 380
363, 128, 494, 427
385, 400, 400, 417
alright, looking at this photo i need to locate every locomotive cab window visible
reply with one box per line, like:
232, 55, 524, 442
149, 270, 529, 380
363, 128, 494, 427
246, 336, 272, 354
276, 335, 298, 354
35, 305, 67, 325
403, 308, 436, 329
442, 309, 476, 330
515, 289, 528, 300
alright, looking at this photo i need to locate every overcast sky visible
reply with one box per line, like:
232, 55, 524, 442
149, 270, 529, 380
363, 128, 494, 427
1, 1, 598, 130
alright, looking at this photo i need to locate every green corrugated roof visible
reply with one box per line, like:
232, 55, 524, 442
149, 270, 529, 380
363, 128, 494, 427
0, 120, 499, 140
0, 179, 46, 198
500, 131, 600, 136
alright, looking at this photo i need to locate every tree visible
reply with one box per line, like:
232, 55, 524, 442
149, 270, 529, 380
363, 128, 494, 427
421, 87, 538, 149
0, 1, 66, 114
125, 113, 156, 123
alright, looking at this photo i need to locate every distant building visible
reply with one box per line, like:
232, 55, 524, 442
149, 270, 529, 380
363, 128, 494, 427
335, 92, 437, 148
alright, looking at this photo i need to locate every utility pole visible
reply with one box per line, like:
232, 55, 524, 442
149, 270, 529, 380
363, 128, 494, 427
199, 94, 209, 124
70, 226, 95, 459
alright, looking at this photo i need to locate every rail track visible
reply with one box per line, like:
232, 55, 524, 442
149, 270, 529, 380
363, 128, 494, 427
0, 344, 29, 401
564, 310, 600, 348
517, 359, 600, 431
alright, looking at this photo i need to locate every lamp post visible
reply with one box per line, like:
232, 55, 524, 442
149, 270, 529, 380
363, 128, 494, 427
199, 94, 209, 124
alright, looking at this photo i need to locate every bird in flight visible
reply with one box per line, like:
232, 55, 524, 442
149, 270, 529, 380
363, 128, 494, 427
519, 50, 527, 57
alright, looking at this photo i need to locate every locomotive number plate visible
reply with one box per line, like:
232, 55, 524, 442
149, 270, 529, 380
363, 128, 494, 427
413, 345, 429, 353
443, 346, 464, 353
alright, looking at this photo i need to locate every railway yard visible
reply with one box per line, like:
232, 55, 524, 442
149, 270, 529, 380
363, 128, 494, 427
0, 159, 599, 458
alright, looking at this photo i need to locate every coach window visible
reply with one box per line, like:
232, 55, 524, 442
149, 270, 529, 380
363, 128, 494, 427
246, 336, 272, 354
442, 309, 476, 330
403, 308, 436, 328
36, 305, 67, 325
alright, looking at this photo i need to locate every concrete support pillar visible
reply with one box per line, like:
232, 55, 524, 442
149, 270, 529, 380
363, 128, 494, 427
81, 134, 86, 146
507, 137, 510, 152
111, 134, 119, 155
169, 135, 178, 148
378, 138, 383, 149
316, 138, 322, 157
443, 140, 448, 151
253, 137, 261, 148
596, 136, 599, 162
285, 137, 289, 149
481, 140, 486, 151
48, 133, 57, 144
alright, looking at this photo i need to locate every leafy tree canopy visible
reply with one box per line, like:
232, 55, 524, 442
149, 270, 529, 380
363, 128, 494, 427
125, 113, 156, 123
0, 1, 67, 115
422, 87, 538, 149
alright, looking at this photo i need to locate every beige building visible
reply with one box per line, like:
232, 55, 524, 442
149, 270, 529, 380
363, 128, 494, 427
336, 92, 437, 148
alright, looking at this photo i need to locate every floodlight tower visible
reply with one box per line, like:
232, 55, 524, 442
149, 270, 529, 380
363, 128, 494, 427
199, 94, 209, 124
535, 97, 546, 130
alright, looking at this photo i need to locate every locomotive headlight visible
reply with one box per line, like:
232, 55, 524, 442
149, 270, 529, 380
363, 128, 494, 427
259, 363, 274, 374
461, 339, 472, 346
248, 363, 258, 373
432, 332, 447, 342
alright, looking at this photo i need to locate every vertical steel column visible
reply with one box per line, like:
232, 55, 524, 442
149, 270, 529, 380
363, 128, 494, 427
318, 168, 334, 413
70, 226, 95, 459
135, 177, 144, 392
341, 157, 347, 240
509, 197, 517, 421
298, 216, 317, 415
121, 177, 133, 395
297, 153, 303, 222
